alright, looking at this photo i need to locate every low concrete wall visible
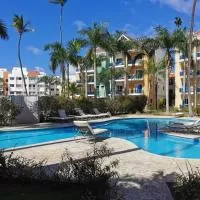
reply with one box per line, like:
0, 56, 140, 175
11, 96, 39, 124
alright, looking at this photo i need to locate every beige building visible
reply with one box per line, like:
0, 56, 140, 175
76, 34, 165, 105
175, 31, 200, 108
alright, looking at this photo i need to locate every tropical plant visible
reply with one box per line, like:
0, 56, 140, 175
116, 35, 134, 95
79, 23, 109, 97
174, 17, 183, 28
44, 42, 67, 94
155, 26, 179, 113
13, 15, 33, 96
0, 19, 8, 40
67, 82, 79, 99
49, 0, 68, 95
38, 75, 60, 96
49, 0, 67, 44
187, 0, 198, 117
65, 38, 87, 97
0, 97, 20, 126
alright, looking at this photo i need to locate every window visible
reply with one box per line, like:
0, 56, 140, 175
10, 84, 14, 87
16, 84, 22, 88
10, 92, 14, 95
183, 98, 188, 106
10, 77, 14, 80
16, 77, 22, 80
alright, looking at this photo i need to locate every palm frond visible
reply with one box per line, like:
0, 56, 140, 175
0, 19, 8, 40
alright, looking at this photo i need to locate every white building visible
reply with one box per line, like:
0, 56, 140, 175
0, 67, 61, 96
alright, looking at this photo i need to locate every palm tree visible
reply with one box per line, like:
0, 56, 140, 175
174, 17, 183, 28
79, 23, 109, 97
38, 75, 60, 96
49, 0, 68, 95
44, 42, 67, 94
0, 19, 8, 40
187, 0, 198, 117
155, 26, 178, 113
49, 0, 68, 44
66, 38, 87, 95
116, 36, 134, 95
67, 82, 79, 99
13, 15, 33, 96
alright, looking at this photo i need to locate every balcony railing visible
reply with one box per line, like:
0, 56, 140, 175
180, 55, 187, 60
128, 74, 144, 80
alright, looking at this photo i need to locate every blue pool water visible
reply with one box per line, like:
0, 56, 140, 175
1, 118, 200, 159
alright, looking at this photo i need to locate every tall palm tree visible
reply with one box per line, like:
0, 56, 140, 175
155, 26, 178, 113
79, 23, 109, 97
174, 17, 183, 28
116, 36, 134, 95
0, 19, 8, 40
49, 0, 68, 95
187, 0, 198, 117
44, 42, 67, 94
13, 15, 33, 96
66, 38, 87, 93
131, 37, 159, 108
49, 0, 68, 44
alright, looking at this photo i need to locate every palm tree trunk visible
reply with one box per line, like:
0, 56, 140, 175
111, 55, 116, 99
93, 47, 97, 98
85, 66, 88, 98
188, 0, 197, 117
60, 5, 63, 45
165, 51, 170, 113
67, 63, 70, 98
18, 34, 28, 96
124, 54, 128, 95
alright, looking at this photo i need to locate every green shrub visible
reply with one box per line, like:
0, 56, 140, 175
0, 97, 20, 126
38, 95, 147, 120
173, 162, 200, 200
0, 144, 120, 200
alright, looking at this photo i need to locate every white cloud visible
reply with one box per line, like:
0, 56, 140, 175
74, 20, 87, 31
35, 66, 44, 72
28, 46, 43, 55
149, 0, 199, 14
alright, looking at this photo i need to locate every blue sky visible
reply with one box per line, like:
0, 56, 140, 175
0, 0, 199, 75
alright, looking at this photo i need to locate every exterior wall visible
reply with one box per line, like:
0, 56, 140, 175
0, 67, 61, 97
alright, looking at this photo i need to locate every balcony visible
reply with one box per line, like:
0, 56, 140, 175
128, 74, 144, 80
179, 55, 188, 62
88, 92, 95, 96
115, 77, 124, 82
134, 59, 143, 66
115, 60, 124, 68
197, 52, 200, 60
129, 88, 144, 95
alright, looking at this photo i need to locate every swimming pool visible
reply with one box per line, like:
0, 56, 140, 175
1, 118, 200, 159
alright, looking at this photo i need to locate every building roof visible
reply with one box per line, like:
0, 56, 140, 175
27, 71, 40, 78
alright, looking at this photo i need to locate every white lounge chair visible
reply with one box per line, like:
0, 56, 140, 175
73, 120, 109, 137
74, 108, 97, 119
166, 119, 200, 134
93, 108, 111, 118
49, 109, 74, 121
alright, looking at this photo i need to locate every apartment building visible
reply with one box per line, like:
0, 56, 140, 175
76, 34, 165, 105
0, 67, 60, 96
175, 31, 200, 108
0, 68, 8, 96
